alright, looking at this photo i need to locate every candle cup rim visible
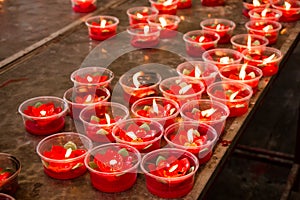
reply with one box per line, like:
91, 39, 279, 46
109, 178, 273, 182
271, 1, 300, 11
202, 48, 243, 65
164, 121, 218, 150
131, 96, 180, 121
126, 6, 159, 16
183, 30, 221, 45
245, 20, 282, 32
206, 81, 253, 103
230, 34, 269, 48
200, 18, 236, 31
149, 0, 180, 5
0, 153, 21, 185
85, 15, 119, 28
219, 64, 263, 82
0, 193, 15, 200
84, 143, 141, 175
78, 101, 130, 126
18, 96, 69, 120
248, 7, 283, 19
70, 66, 114, 86
243, 2, 270, 9
241, 46, 283, 62
180, 99, 230, 123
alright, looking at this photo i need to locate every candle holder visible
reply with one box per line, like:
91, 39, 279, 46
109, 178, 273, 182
112, 118, 164, 153
79, 102, 130, 143
71, 0, 97, 13
200, 18, 236, 44
63, 86, 110, 120
84, 143, 141, 192
159, 76, 205, 107
271, 0, 300, 22
245, 20, 282, 45
119, 70, 161, 105
201, 0, 225, 6
140, 148, 199, 198
127, 23, 161, 48
164, 121, 218, 164
0, 153, 21, 196
178, 0, 192, 8
202, 48, 243, 70
18, 96, 68, 135
248, 7, 283, 21
180, 99, 230, 137
70, 67, 114, 91
176, 61, 219, 92
149, 0, 179, 15
147, 14, 181, 38
183, 30, 220, 57
0, 193, 15, 200
36, 132, 93, 180
131, 96, 180, 129
219, 64, 263, 94
207, 81, 253, 117
230, 34, 269, 53
127, 6, 159, 26
85, 15, 119, 41
242, 46, 283, 76
242, 0, 270, 17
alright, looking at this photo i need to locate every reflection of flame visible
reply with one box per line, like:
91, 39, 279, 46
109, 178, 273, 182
133, 71, 144, 88
105, 113, 111, 125
152, 99, 159, 114
201, 108, 216, 117
261, 8, 269, 17
262, 54, 276, 64
253, 0, 261, 6
263, 25, 273, 32
198, 36, 205, 43
136, 13, 143, 19
195, 66, 202, 78
163, 0, 173, 6
159, 17, 167, 28
100, 19, 107, 28
239, 63, 247, 80
220, 57, 230, 64
284, 1, 291, 10
144, 25, 149, 34
247, 35, 252, 50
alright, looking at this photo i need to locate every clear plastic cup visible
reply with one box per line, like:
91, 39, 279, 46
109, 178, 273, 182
271, 0, 300, 22
127, 6, 159, 26
149, 0, 179, 15
147, 14, 181, 38
70, 0, 97, 13
249, 7, 282, 21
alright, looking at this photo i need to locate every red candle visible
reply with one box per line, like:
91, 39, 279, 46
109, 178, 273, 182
127, 24, 161, 48
242, 0, 270, 17
159, 76, 205, 107
149, 0, 179, 15
183, 30, 220, 57
249, 7, 283, 21
165, 122, 218, 164
85, 16, 119, 41
200, 18, 236, 44
140, 148, 199, 198
79, 102, 129, 143
242, 47, 283, 76
36, 133, 93, 180
201, 0, 225, 6
71, 0, 97, 13
271, 0, 300, 22
85, 144, 141, 193
112, 119, 164, 153
127, 7, 159, 26
207, 81, 253, 117
219, 64, 263, 93
230, 34, 269, 53
119, 71, 161, 105
178, 0, 192, 8
147, 14, 181, 38
245, 20, 282, 45
18, 96, 68, 135
131, 97, 180, 129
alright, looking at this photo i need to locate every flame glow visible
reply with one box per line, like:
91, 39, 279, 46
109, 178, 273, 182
195, 66, 202, 78
229, 91, 239, 101
284, 1, 291, 10
239, 64, 247, 80
262, 54, 276, 64
105, 113, 111, 125
159, 17, 167, 28
263, 25, 273, 32
261, 8, 269, 17
198, 36, 205, 43
187, 129, 194, 143
220, 57, 230, 64
253, 0, 261, 6
100, 19, 107, 28
247, 35, 252, 50
163, 0, 173, 6
201, 108, 217, 117
152, 99, 159, 114
40, 110, 46, 116
216, 24, 222, 30
136, 13, 143, 19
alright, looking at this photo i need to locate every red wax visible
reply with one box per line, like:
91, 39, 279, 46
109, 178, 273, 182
150, 0, 179, 15
242, 0, 270, 17
89, 22, 117, 41
127, 7, 158, 26
246, 21, 281, 44
0, 168, 13, 184
42, 145, 87, 179
178, 0, 192, 8
72, 0, 97, 13
74, 73, 108, 85
203, 23, 232, 44
201, 0, 225, 6
272, 1, 300, 22
88, 147, 139, 192
185, 34, 219, 57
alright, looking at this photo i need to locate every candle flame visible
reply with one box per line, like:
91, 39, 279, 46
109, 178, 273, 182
100, 19, 107, 28
239, 63, 248, 80
142, 8, 148, 12
262, 54, 276, 64
158, 17, 167, 28
195, 66, 202, 78
87, 75, 93, 83
261, 8, 269, 17
220, 56, 230, 64
105, 113, 111, 125
198, 36, 205, 43
109, 159, 117, 166
179, 84, 192, 95
201, 108, 217, 117
85, 94, 92, 103
284, 1, 291, 10
132, 71, 144, 88
216, 24, 222, 30
187, 129, 194, 143
253, 0, 261, 6
169, 164, 178, 173
144, 25, 149, 34
65, 148, 72, 158
136, 13, 143, 19
152, 99, 159, 114
263, 25, 273, 32
40, 110, 46, 116
247, 35, 252, 50
163, 0, 173, 6
126, 131, 138, 140
229, 91, 239, 101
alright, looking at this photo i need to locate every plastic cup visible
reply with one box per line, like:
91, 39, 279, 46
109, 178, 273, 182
249, 7, 282, 21
127, 6, 159, 26
149, 0, 179, 15
147, 14, 181, 38
201, 0, 225, 6
70, 0, 97, 13
242, 0, 270, 17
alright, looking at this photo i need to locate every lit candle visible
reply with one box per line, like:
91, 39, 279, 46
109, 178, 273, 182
149, 0, 179, 15
271, 0, 300, 22
127, 7, 159, 26
230, 34, 269, 53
